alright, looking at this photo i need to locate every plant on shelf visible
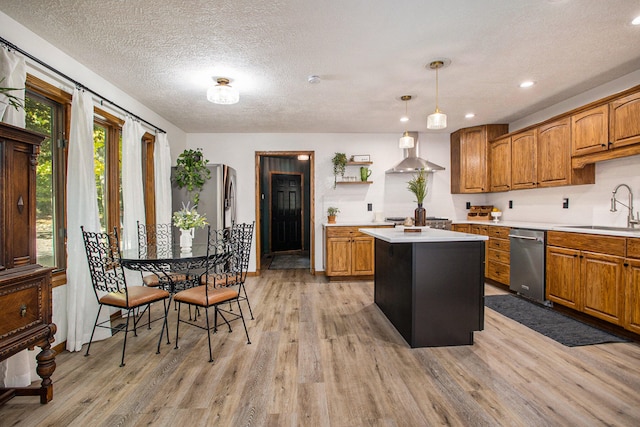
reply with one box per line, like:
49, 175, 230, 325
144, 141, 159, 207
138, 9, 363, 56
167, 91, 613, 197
327, 206, 340, 224
172, 202, 208, 230
407, 169, 428, 226
331, 152, 347, 188
173, 148, 211, 207
0, 77, 24, 112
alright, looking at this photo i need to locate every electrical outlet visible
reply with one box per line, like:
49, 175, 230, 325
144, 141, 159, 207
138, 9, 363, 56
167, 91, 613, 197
509, 200, 513, 209
562, 198, 569, 209
367, 203, 372, 211
465, 202, 471, 209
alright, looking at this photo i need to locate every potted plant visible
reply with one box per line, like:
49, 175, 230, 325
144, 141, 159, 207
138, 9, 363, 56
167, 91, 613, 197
0, 77, 24, 114
173, 148, 211, 207
327, 206, 340, 224
407, 169, 428, 226
331, 152, 347, 188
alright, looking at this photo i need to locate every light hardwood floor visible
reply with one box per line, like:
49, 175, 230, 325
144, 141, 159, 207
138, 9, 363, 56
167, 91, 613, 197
3, 270, 640, 426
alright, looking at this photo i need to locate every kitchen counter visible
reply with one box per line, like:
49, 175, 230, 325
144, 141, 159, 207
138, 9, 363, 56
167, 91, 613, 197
323, 221, 394, 227
456, 220, 640, 238
360, 227, 488, 243
366, 228, 486, 347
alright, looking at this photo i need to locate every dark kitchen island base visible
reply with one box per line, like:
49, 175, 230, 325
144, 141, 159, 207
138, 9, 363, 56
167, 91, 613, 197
373, 238, 485, 347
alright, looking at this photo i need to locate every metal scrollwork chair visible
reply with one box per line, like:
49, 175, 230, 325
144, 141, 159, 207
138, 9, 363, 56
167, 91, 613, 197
201, 222, 255, 319
173, 226, 251, 362
81, 226, 171, 367
137, 221, 187, 287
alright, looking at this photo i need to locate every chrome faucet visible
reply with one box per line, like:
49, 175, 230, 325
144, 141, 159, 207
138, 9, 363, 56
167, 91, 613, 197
610, 183, 640, 228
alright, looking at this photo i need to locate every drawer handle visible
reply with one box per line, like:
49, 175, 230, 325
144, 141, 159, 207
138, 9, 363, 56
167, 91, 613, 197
20, 304, 27, 317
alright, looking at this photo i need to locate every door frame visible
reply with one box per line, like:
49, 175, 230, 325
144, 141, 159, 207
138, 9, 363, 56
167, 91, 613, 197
255, 151, 315, 275
269, 171, 304, 253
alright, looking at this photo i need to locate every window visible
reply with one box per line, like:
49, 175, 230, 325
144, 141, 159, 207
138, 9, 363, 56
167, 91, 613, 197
93, 111, 123, 233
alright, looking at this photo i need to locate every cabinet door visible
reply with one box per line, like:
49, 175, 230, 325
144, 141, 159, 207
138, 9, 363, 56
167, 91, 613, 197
625, 258, 640, 334
610, 91, 640, 149
546, 245, 581, 309
538, 118, 571, 187
511, 130, 537, 189
451, 224, 470, 233
581, 251, 625, 325
489, 136, 511, 192
571, 104, 609, 156
326, 237, 352, 276
351, 235, 375, 275
460, 126, 488, 193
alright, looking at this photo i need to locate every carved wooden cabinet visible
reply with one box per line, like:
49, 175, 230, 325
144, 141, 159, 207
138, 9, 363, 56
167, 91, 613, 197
0, 122, 56, 404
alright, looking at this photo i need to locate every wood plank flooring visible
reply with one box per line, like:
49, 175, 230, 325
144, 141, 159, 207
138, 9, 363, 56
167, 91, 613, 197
2, 270, 640, 426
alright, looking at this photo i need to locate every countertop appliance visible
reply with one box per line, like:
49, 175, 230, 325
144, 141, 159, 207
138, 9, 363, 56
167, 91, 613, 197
172, 164, 236, 246
385, 217, 452, 230
509, 228, 548, 304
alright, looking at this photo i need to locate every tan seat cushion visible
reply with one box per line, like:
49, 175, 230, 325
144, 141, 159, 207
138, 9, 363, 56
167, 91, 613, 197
174, 286, 238, 307
100, 286, 170, 308
143, 273, 188, 287
200, 273, 238, 287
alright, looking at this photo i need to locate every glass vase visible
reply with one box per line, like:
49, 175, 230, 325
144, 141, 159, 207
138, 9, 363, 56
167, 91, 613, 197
414, 203, 426, 227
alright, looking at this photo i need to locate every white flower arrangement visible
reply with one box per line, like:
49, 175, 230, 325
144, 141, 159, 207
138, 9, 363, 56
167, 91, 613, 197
172, 202, 208, 230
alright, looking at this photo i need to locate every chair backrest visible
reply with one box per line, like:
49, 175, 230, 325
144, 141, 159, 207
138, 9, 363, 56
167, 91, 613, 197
202, 225, 234, 281
81, 226, 128, 301
230, 222, 254, 282
137, 221, 173, 259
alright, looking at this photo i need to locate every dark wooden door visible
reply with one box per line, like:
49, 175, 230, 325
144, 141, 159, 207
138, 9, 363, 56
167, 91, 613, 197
271, 174, 302, 252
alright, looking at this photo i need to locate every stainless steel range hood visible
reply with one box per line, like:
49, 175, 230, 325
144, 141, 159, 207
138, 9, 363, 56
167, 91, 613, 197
386, 132, 445, 173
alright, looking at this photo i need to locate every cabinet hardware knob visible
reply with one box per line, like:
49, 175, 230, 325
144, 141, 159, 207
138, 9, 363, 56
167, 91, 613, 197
624, 263, 629, 267
601, 143, 606, 147
20, 304, 27, 317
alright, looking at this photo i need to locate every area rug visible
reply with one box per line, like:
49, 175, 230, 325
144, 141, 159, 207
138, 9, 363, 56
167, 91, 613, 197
485, 294, 629, 347
268, 254, 310, 270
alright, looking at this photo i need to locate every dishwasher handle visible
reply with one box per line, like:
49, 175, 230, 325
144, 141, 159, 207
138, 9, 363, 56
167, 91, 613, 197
509, 234, 544, 243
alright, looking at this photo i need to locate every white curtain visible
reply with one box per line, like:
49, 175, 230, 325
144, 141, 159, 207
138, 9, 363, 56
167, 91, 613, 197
0, 47, 25, 126
66, 88, 110, 352
0, 46, 35, 388
154, 132, 173, 225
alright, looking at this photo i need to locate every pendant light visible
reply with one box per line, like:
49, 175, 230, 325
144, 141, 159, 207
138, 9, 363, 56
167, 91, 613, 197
207, 77, 239, 105
398, 95, 415, 148
427, 60, 447, 130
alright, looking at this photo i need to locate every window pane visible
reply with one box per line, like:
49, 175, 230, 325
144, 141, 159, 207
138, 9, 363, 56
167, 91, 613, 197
119, 134, 123, 231
25, 97, 55, 267
94, 124, 107, 231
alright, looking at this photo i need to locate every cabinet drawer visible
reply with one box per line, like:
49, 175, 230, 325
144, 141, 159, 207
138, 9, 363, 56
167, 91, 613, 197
0, 279, 45, 339
488, 238, 510, 251
487, 260, 510, 284
628, 238, 640, 259
488, 248, 510, 264
547, 231, 626, 257
488, 226, 510, 239
326, 227, 356, 238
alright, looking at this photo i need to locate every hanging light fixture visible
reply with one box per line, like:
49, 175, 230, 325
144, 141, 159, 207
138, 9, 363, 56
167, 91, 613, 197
427, 60, 447, 130
398, 95, 415, 148
207, 77, 239, 105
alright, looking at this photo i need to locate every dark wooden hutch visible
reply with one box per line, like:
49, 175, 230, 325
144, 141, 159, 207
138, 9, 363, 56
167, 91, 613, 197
0, 122, 56, 404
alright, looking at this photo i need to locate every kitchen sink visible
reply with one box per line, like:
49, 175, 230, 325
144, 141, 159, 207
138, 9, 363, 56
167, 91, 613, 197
563, 225, 640, 233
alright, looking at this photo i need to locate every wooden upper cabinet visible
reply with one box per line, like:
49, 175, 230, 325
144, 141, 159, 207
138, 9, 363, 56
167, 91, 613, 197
610, 91, 640, 149
511, 130, 537, 190
489, 135, 511, 192
571, 104, 609, 156
538, 117, 595, 187
451, 124, 508, 194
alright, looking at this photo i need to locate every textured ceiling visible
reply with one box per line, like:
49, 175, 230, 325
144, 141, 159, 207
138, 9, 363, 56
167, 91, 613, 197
2, 0, 640, 133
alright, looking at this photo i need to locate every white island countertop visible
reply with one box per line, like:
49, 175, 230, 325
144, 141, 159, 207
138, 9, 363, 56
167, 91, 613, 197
360, 227, 489, 243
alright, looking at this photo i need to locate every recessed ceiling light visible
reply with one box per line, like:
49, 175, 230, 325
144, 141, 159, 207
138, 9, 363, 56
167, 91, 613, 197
307, 75, 321, 84
465, 113, 475, 119
632, 16, 640, 25
519, 80, 535, 88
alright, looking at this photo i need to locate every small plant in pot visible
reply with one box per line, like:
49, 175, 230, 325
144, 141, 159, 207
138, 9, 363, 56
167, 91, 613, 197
327, 207, 340, 224
173, 148, 211, 207
407, 169, 428, 226
331, 152, 347, 188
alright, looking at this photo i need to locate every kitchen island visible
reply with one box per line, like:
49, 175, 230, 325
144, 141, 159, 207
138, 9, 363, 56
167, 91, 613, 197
360, 227, 488, 347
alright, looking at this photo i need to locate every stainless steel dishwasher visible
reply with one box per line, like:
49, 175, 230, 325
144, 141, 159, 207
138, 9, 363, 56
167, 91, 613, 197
509, 228, 548, 304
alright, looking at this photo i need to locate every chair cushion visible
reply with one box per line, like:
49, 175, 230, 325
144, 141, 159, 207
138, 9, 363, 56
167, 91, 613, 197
143, 273, 188, 287
100, 286, 170, 308
200, 274, 238, 286
174, 286, 238, 307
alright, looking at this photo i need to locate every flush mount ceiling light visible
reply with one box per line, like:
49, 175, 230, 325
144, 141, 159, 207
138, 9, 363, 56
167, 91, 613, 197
307, 75, 321, 84
426, 60, 448, 130
207, 77, 239, 104
398, 95, 415, 148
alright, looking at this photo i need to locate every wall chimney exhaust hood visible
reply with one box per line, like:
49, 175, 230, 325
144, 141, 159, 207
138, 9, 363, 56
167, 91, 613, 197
386, 132, 445, 173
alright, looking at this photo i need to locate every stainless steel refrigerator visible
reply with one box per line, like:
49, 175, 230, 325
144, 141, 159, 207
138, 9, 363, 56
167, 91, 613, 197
171, 164, 237, 246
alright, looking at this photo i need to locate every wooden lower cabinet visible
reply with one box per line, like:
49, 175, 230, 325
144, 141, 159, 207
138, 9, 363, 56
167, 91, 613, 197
324, 225, 392, 279
625, 238, 640, 334
546, 231, 626, 326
